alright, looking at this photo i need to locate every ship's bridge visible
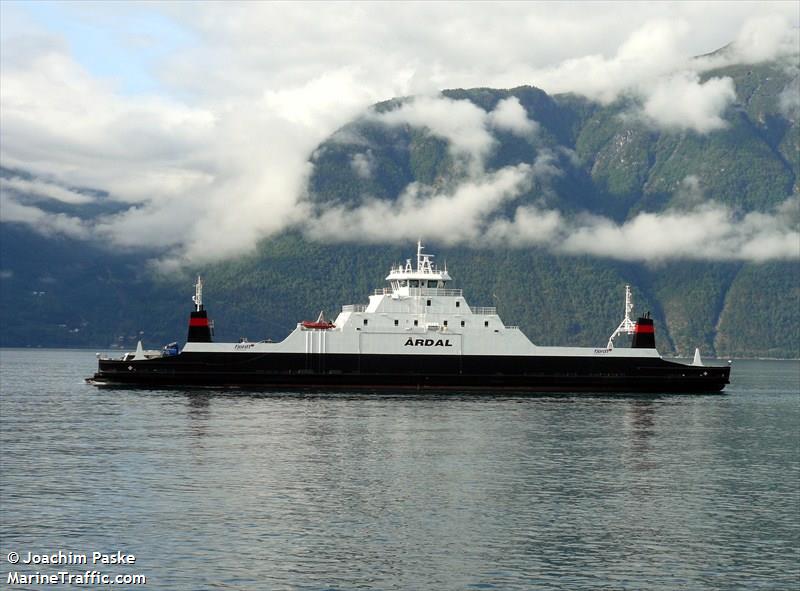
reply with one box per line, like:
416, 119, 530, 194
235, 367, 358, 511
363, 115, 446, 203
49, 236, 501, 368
325, 241, 527, 352
382, 241, 454, 297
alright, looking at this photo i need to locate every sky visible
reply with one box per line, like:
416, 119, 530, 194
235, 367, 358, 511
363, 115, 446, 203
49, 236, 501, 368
1, 1, 798, 267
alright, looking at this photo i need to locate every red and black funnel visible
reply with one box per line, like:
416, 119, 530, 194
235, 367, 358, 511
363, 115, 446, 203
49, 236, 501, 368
188, 307, 213, 343
631, 313, 655, 348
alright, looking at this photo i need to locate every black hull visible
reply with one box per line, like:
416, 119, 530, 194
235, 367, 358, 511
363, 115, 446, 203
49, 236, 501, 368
90, 352, 730, 393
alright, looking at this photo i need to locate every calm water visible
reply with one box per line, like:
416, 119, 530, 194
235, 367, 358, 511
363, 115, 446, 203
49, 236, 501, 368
0, 350, 798, 591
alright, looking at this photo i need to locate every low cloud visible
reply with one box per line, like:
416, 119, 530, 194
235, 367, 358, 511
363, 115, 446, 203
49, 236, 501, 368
641, 71, 736, 133
534, 16, 797, 133
350, 151, 375, 179
0, 193, 91, 239
558, 197, 800, 262
726, 14, 800, 64
532, 19, 691, 104
0, 177, 95, 205
779, 77, 800, 119
371, 95, 497, 174
488, 97, 539, 137
307, 183, 800, 263
370, 94, 539, 175
307, 163, 534, 244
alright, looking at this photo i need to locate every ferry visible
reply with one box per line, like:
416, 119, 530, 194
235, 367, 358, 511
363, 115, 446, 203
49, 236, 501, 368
88, 243, 730, 392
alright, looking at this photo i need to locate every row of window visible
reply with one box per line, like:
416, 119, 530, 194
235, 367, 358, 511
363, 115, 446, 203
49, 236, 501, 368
363, 318, 489, 328
426, 299, 459, 307
394, 280, 442, 288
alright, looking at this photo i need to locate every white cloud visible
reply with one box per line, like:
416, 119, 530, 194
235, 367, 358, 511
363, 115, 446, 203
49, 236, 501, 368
0, 45, 217, 204
0, 194, 91, 239
482, 205, 563, 247
350, 151, 375, 180
0, 177, 94, 205
641, 72, 737, 133
531, 19, 692, 103
308, 194, 800, 262
728, 14, 800, 64
779, 77, 800, 119
558, 197, 800, 262
371, 95, 539, 174
529, 15, 797, 133
307, 163, 534, 244
488, 97, 539, 137
373, 95, 496, 174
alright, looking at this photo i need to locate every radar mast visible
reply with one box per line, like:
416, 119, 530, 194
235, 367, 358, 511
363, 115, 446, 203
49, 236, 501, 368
607, 285, 636, 348
192, 276, 203, 311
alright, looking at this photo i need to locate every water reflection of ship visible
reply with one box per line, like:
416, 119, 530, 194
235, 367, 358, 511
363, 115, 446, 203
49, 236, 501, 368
186, 393, 211, 441
625, 401, 657, 472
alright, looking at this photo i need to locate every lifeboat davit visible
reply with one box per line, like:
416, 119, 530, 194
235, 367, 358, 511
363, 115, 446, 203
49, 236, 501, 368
302, 310, 335, 330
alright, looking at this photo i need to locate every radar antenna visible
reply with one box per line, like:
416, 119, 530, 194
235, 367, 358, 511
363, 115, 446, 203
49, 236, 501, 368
192, 275, 203, 311
416, 240, 435, 274
607, 285, 636, 349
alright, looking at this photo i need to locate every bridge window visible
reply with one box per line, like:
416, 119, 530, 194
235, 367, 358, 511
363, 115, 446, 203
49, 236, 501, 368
428, 280, 438, 288
409, 280, 419, 288
426, 299, 431, 306
400, 280, 408, 287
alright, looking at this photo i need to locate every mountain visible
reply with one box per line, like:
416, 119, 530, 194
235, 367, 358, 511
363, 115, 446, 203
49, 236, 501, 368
1, 57, 798, 357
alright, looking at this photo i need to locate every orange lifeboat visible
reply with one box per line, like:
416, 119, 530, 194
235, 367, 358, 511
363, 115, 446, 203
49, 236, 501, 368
301, 310, 335, 330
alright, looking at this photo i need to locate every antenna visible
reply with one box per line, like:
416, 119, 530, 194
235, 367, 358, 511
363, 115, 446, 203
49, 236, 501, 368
417, 240, 423, 272
607, 284, 636, 348
192, 275, 203, 311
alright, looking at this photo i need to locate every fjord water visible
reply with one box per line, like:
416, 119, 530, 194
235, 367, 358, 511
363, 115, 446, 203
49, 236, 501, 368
1, 351, 797, 590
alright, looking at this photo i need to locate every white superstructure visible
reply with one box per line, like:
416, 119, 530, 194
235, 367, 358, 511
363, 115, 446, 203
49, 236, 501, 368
182, 242, 661, 359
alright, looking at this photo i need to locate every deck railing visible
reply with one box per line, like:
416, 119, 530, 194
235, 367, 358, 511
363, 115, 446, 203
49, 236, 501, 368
472, 307, 497, 315
341, 304, 367, 313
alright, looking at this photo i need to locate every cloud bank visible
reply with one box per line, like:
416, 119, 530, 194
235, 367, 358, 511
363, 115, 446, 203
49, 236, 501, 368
1, 2, 798, 266
307, 163, 800, 263
557, 197, 800, 262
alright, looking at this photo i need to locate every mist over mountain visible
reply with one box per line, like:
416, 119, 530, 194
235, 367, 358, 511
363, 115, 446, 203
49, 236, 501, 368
1, 54, 798, 357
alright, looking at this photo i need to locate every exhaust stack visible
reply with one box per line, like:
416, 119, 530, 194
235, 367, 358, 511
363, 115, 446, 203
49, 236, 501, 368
631, 313, 655, 348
